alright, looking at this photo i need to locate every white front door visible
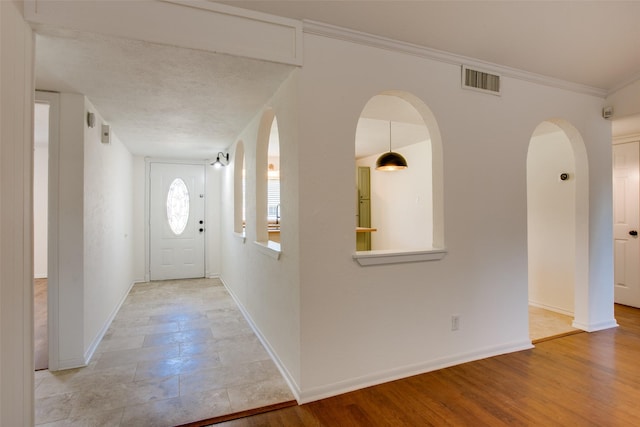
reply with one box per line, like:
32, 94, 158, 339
150, 163, 205, 280
613, 141, 640, 307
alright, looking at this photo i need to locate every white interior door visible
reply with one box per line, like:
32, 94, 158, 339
150, 163, 205, 280
613, 141, 640, 307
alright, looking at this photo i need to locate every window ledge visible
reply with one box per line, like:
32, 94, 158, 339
233, 231, 246, 243
254, 240, 281, 260
353, 248, 447, 266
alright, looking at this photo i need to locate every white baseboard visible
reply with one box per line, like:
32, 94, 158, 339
297, 340, 533, 404
528, 300, 573, 317
219, 278, 535, 405
34, 273, 47, 279
83, 280, 136, 365
573, 318, 618, 332
57, 357, 87, 371
219, 277, 302, 402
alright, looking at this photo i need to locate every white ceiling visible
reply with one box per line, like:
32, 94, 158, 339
219, 0, 640, 91
34, 2, 640, 159
356, 95, 429, 159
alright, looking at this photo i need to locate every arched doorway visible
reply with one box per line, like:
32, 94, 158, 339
527, 119, 589, 340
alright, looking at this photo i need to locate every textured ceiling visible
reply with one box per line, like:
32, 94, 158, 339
35, 28, 295, 159
34, 2, 640, 159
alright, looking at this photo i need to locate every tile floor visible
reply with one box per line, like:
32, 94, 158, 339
35, 278, 48, 371
35, 278, 295, 427
529, 305, 581, 343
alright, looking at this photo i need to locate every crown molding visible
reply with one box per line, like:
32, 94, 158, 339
303, 20, 607, 98
613, 133, 640, 144
607, 71, 640, 98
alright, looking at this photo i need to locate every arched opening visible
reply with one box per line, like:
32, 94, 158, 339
255, 109, 281, 248
233, 140, 245, 235
527, 119, 589, 339
354, 91, 444, 253
267, 118, 281, 244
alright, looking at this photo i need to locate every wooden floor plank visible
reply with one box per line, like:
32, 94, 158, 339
217, 304, 640, 426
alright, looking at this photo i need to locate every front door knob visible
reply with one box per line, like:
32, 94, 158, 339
630, 230, 638, 236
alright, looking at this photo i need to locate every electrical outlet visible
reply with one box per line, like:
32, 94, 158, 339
451, 315, 460, 331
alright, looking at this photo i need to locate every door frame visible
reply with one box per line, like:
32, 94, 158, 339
144, 158, 210, 281
36, 91, 61, 371
613, 133, 640, 306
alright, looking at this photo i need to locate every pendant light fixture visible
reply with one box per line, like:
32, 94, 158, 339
376, 121, 408, 171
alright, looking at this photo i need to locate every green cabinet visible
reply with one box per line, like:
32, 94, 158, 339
357, 167, 371, 251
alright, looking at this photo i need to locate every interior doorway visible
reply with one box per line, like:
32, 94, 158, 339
527, 120, 587, 341
613, 140, 640, 307
33, 100, 50, 370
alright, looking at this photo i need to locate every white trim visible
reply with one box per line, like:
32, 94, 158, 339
25, 0, 303, 66
613, 133, 640, 145
162, 0, 303, 65
233, 231, 247, 243
36, 90, 61, 372
56, 356, 88, 371
144, 158, 209, 281
221, 278, 301, 402
572, 319, 618, 332
303, 20, 607, 98
83, 280, 136, 365
253, 240, 282, 260
224, 271, 532, 406
353, 248, 447, 266
528, 301, 574, 318
297, 340, 533, 404
607, 72, 640, 97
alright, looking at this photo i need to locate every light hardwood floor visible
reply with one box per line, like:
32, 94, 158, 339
219, 304, 639, 426
34, 278, 295, 426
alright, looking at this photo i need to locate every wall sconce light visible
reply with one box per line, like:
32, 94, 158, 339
376, 121, 408, 171
211, 152, 230, 168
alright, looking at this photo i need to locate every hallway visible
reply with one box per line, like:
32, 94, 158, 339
34, 278, 295, 426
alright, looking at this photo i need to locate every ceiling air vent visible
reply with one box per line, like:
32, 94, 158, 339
462, 65, 501, 96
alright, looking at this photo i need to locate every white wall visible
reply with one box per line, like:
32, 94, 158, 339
357, 140, 433, 250
51, 94, 135, 368
220, 70, 301, 391
34, 144, 49, 278
293, 32, 613, 401
83, 98, 135, 358
0, 1, 35, 424
206, 165, 222, 278
132, 156, 146, 282
527, 129, 576, 314
56, 93, 86, 367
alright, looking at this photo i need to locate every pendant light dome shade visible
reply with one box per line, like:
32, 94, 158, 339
376, 151, 408, 170
375, 121, 408, 171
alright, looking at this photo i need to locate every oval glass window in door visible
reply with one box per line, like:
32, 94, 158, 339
166, 178, 190, 235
